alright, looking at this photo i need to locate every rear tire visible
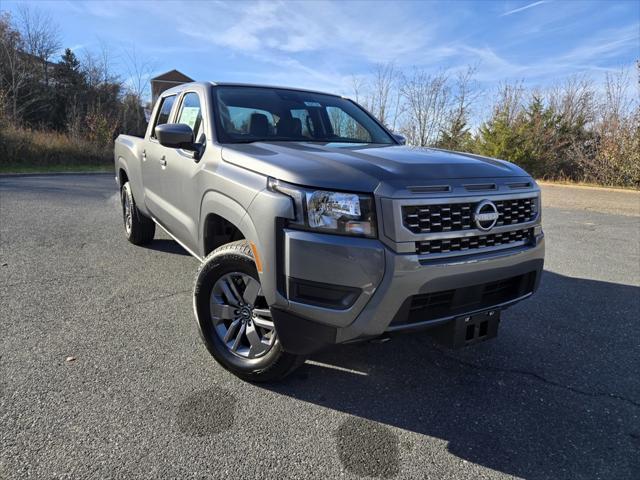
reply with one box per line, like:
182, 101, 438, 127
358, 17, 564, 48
193, 240, 304, 382
121, 181, 155, 245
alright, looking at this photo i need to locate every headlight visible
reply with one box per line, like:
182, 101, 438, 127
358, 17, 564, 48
268, 178, 377, 238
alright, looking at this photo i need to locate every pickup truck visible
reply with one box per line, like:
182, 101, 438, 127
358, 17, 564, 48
114, 82, 545, 382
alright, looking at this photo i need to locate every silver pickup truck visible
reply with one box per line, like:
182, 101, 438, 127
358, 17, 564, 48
114, 82, 545, 381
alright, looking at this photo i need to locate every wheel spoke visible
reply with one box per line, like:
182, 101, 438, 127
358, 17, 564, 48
228, 278, 244, 303
253, 308, 272, 318
220, 279, 241, 306
246, 322, 267, 357
231, 322, 246, 352
224, 319, 241, 343
211, 303, 235, 321
242, 277, 261, 305
252, 314, 274, 330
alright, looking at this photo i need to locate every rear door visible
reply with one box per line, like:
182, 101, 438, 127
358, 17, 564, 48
142, 94, 177, 219
156, 90, 206, 252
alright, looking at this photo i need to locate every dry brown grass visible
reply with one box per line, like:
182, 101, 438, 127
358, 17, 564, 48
0, 123, 112, 170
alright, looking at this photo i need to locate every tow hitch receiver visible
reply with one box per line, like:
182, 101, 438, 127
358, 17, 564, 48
429, 310, 501, 349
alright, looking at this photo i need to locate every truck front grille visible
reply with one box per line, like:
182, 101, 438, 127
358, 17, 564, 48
416, 228, 534, 255
402, 197, 537, 234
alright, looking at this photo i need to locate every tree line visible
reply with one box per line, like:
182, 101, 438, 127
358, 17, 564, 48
354, 63, 639, 187
0, 8, 152, 169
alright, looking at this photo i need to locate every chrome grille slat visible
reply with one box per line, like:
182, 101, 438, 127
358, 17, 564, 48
416, 228, 535, 255
402, 197, 537, 234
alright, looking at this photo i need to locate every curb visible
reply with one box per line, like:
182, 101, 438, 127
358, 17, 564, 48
538, 181, 639, 194
0, 171, 113, 178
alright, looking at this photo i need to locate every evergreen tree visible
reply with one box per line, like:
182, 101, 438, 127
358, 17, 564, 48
436, 115, 472, 151
52, 48, 86, 131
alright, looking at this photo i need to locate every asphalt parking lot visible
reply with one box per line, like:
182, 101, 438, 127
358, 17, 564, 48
1, 174, 639, 479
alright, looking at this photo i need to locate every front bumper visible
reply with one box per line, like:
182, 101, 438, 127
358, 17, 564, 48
273, 229, 545, 355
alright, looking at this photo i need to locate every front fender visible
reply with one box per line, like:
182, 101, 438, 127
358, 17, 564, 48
244, 188, 295, 308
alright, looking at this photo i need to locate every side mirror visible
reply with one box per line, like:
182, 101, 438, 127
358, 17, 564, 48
155, 123, 195, 149
392, 133, 407, 145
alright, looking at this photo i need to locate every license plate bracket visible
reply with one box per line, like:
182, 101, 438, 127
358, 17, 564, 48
429, 309, 501, 349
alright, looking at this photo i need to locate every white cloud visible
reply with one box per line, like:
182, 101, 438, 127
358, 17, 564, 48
175, 0, 432, 64
137, 0, 638, 96
558, 24, 640, 63
62, 0, 120, 18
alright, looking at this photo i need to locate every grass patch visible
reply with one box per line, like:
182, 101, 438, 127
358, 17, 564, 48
0, 123, 112, 172
0, 164, 112, 174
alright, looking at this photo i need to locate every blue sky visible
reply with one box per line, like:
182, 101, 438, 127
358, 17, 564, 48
3, 0, 639, 98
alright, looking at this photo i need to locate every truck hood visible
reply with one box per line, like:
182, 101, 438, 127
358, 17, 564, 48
221, 142, 531, 193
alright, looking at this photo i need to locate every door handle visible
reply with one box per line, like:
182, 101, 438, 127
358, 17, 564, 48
142, 149, 147, 161
160, 156, 167, 168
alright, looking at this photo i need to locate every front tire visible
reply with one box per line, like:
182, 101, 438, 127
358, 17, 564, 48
121, 181, 155, 245
193, 240, 304, 382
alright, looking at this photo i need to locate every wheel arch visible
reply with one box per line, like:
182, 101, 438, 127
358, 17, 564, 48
116, 156, 129, 188
117, 163, 129, 188
199, 191, 261, 258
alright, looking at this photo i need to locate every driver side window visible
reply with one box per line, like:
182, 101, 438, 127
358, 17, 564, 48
151, 94, 176, 139
176, 92, 204, 140
326, 106, 372, 142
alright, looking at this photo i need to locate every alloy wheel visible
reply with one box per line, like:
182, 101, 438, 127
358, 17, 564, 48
210, 272, 276, 359
122, 190, 132, 235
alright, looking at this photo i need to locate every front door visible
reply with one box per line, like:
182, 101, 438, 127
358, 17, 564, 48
142, 94, 177, 221
157, 91, 206, 253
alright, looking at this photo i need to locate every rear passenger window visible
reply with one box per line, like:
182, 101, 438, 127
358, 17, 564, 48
151, 95, 176, 139
176, 92, 203, 139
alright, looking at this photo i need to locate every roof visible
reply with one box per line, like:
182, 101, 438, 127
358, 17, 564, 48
159, 80, 342, 98
156, 81, 345, 100
151, 69, 194, 83
209, 82, 342, 98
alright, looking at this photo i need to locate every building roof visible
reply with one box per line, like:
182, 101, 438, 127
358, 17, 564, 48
151, 69, 194, 83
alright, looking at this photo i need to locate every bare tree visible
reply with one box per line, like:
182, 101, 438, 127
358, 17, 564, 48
399, 69, 451, 146
17, 5, 60, 86
0, 12, 30, 120
389, 84, 405, 133
435, 65, 480, 150
548, 74, 594, 128
452, 65, 479, 127
82, 41, 120, 90
370, 63, 395, 126
602, 67, 634, 123
350, 64, 403, 130
122, 45, 157, 134
492, 81, 526, 126
351, 74, 373, 112
123, 45, 156, 103
586, 67, 640, 186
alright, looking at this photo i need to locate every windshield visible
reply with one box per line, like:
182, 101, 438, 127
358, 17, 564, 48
213, 86, 395, 145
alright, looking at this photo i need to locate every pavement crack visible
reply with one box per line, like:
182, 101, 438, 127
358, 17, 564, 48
432, 347, 640, 409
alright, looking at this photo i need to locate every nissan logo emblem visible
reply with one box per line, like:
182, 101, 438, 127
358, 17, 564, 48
474, 200, 499, 231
